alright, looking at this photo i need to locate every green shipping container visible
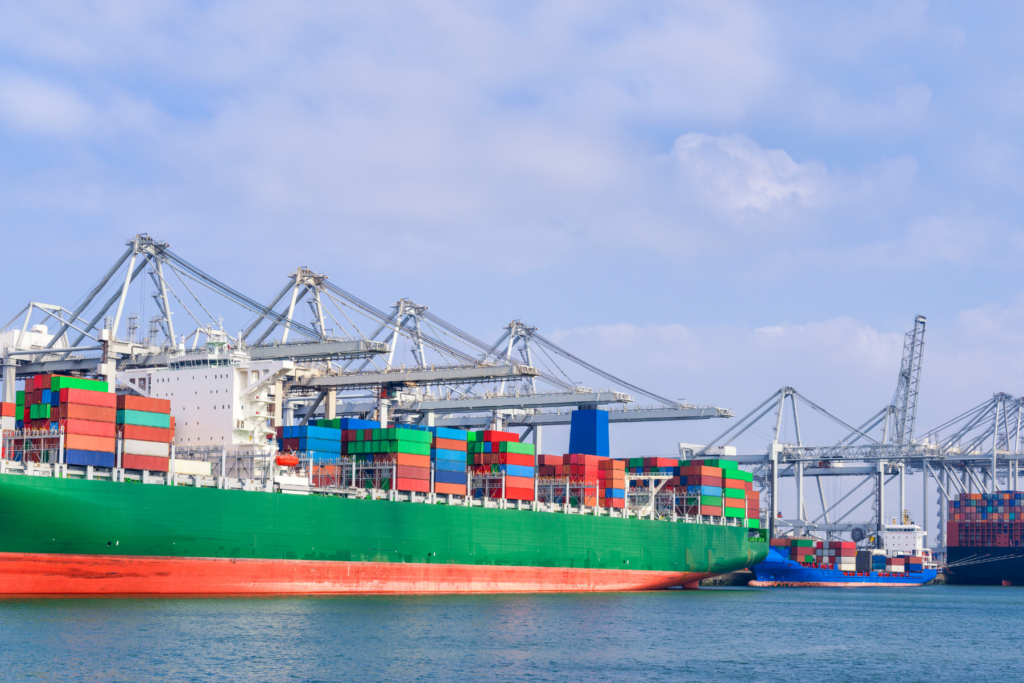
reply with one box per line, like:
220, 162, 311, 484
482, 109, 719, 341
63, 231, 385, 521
15, 407, 23, 420
724, 469, 753, 483
791, 539, 815, 547
723, 488, 745, 499
700, 495, 723, 507
116, 409, 171, 429
498, 442, 535, 455
51, 376, 109, 393
723, 508, 744, 519
746, 519, 761, 529
701, 458, 739, 471
15, 391, 24, 406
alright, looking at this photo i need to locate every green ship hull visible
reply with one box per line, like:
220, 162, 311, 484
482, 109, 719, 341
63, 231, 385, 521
0, 474, 767, 595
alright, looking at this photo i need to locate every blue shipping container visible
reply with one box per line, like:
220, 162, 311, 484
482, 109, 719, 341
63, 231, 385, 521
430, 426, 468, 441
299, 437, 342, 453
431, 448, 465, 462
499, 464, 534, 478
688, 484, 722, 496
435, 470, 467, 485
435, 459, 466, 473
66, 449, 116, 467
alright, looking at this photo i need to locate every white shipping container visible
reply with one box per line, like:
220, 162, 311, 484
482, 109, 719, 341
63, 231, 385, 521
0, 416, 15, 431
124, 439, 170, 458
171, 459, 212, 476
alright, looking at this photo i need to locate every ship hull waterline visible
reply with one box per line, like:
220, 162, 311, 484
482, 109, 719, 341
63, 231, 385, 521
0, 552, 715, 596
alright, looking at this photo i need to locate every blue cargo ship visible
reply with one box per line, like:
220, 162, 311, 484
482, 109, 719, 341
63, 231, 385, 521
749, 547, 937, 587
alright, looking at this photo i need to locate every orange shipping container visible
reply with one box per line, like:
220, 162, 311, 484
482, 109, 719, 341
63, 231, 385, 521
60, 389, 116, 408
0, 403, 15, 417
435, 482, 467, 496
116, 395, 171, 414
433, 437, 467, 452
121, 425, 172, 443
60, 404, 116, 423
64, 419, 116, 438
701, 505, 723, 515
394, 453, 430, 468
65, 433, 115, 453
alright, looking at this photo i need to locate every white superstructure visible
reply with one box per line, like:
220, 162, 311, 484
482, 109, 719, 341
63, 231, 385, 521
118, 340, 292, 453
880, 522, 927, 557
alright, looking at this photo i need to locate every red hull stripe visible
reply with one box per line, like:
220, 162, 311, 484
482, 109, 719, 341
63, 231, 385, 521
0, 552, 713, 596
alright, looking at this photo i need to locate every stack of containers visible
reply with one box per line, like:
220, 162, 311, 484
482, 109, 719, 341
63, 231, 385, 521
469, 430, 536, 501
597, 458, 625, 508
562, 453, 599, 506
387, 426, 432, 493
871, 553, 888, 573
117, 395, 172, 471
53, 376, 116, 468
0, 400, 15, 433
14, 389, 24, 428
886, 556, 906, 573
789, 539, 816, 564
679, 460, 724, 516
279, 424, 342, 461
431, 426, 468, 495
342, 426, 432, 493
814, 541, 856, 571
537, 454, 563, 476
904, 555, 924, 573
947, 491, 1024, 548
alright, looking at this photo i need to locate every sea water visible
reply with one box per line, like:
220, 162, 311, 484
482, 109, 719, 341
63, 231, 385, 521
1, 585, 1018, 682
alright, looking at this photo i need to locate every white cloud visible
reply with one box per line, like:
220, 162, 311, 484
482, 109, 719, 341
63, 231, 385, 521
0, 73, 93, 134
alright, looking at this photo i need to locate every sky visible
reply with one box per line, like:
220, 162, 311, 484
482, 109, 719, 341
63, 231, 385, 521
1, 1, 1022, 529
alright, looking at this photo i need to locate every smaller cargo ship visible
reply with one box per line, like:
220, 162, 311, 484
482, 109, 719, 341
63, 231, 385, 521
749, 523, 936, 587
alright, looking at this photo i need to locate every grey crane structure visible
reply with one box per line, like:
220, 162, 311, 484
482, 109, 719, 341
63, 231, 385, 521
1, 235, 730, 446
695, 314, 1024, 554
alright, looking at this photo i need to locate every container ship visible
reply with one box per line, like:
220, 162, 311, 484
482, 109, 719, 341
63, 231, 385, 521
0, 363, 767, 596
945, 491, 1024, 586
749, 523, 936, 587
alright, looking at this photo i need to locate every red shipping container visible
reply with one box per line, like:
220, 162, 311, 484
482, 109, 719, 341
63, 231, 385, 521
396, 465, 429, 480
435, 483, 467, 495
505, 475, 534, 489
280, 438, 300, 451
60, 389, 117, 408
482, 430, 518, 443
947, 522, 960, 546
116, 395, 171, 414
701, 505, 723, 515
65, 434, 115, 453
276, 426, 284, 439
433, 437, 467, 451
394, 453, 430, 468
60, 404, 116, 422
601, 498, 625, 509
505, 486, 535, 501
36, 375, 52, 390
64, 419, 116, 438
121, 425, 172, 443
681, 465, 724, 478
599, 459, 626, 471
24, 377, 34, 392
499, 452, 534, 467
0, 403, 14, 417
539, 455, 563, 466
395, 477, 430, 493
123, 453, 169, 472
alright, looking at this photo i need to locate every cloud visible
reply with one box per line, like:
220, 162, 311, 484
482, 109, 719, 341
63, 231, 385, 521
0, 72, 93, 134
802, 84, 932, 132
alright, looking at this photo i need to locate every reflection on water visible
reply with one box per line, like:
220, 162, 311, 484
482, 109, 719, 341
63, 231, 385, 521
1, 587, 1021, 682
